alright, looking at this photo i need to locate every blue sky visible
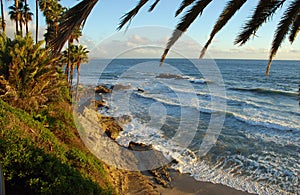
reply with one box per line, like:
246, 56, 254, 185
6, 0, 300, 60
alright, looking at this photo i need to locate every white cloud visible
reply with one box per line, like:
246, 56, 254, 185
78, 26, 300, 60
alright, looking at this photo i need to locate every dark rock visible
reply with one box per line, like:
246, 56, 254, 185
156, 73, 183, 79
137, 88, 145, 93
128, 142, 153, 151
95, 85, 112, 93
150, 165, 172, 188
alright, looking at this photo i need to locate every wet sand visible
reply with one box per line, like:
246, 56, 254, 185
152, 170, 253, 195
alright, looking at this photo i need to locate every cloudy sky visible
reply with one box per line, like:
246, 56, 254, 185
4, 0, 300, 60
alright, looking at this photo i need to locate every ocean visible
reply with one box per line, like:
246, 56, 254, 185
78, 59, 300, 195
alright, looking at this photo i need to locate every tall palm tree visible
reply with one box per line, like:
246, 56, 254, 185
8, 1, 20, 34
35, 0, 38, 43
62, 44, 88, 96
23, 0, 33, 34
9, 1, 33, 36
66, 27, 82, 86
39, 0, 64, 46
0, 0, 5, 32
51, 0, 300, 76
14, 0, 19, 33
74, 44, 89, 100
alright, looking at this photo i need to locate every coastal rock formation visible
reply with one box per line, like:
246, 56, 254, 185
97, 115, 123, 140
77, 107, 160, 195
77, 85, 174, 194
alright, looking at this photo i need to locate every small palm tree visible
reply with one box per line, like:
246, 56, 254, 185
0, 34, 66, 112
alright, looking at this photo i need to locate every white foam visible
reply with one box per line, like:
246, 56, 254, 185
114, 117, 298, 194
171, 152, 297, 195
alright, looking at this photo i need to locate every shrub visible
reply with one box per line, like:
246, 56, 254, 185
0, 33, 67, 113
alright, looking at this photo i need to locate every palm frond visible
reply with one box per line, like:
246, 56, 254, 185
267, 0, 300, 75
289, 12, 300, 43
161, 0, 212, 64
148, 0, 160, 12
175, 0, 196, 16
117, 0, 149, 30
49, 0, 98, 53
200, 0, 247, 59
235, 0, 286, 45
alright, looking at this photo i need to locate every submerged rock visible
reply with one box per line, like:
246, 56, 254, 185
156, 73, 183, 79
112, 84, 131, 91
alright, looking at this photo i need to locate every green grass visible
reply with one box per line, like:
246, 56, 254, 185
0, 99, 115, 195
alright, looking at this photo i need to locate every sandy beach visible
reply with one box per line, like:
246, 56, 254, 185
150, 170, 253, 195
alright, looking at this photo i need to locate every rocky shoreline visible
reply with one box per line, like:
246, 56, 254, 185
75, 84, 252, 195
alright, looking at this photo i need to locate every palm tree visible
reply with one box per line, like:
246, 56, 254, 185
14, 0, 19, 33
35, 0, 38, 43
62, 44, 88, 96
8, 1, 20, 34
74, 44, 89, 100
0, 34, 65, 112
65, 27, 82, 89
9, 1, 33, 36
39, 0, 65, 46
0, 0, 5, 32
23, 0, 33, 34
51, 0, 300, 76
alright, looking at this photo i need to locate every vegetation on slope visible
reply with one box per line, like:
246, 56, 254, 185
0, 33, 115, 194
0, 95, 115, 194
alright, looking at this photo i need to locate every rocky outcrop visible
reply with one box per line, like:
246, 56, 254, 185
77, 85, 174, 194
97, 115, 123, 140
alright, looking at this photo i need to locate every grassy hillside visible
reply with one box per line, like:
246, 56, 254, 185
0, 99, 115, 194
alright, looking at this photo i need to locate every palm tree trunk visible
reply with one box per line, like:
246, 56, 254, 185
15, 0, 19, 34
24, 0, 28, 34
65, 40, 71, 82
69, 65, 74, 92
19, 18, 23, 36
0, 0, 5, 32
75, 64, 80, 101
35, 0, 38, 43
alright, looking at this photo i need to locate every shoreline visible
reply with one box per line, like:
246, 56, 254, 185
79, 85, 254, 195
79, 109, 253, 195
148, 169, 253, 195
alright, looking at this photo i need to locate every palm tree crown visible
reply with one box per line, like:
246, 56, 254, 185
9, 0, 33, 35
